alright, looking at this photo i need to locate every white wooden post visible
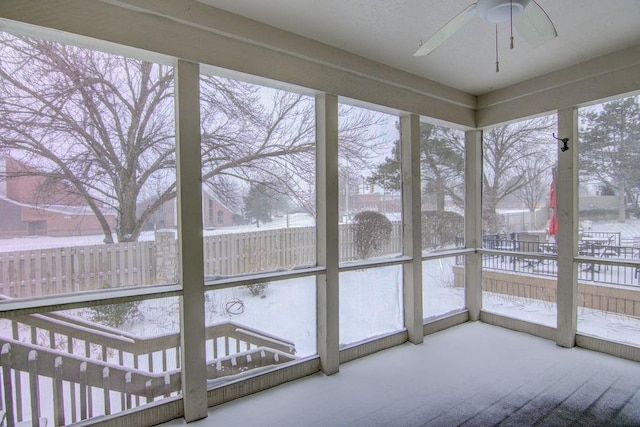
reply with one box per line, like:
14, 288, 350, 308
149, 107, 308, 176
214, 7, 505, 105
465, 130, 483, 320
401, 114, 423, 343
175, 59, 207, 421
316, 93, 340, 375
556, 107, 578, 348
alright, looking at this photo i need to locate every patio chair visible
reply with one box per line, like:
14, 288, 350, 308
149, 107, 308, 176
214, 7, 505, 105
598, 234, 619, 258
496, 233, 516, 251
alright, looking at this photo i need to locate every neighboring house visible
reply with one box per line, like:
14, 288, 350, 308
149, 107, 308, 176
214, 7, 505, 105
203, 183, 237, 228
0, 156, 116, 238
142, 181, 237, 231
347, 183, 402, 214
350, 192, 402, 214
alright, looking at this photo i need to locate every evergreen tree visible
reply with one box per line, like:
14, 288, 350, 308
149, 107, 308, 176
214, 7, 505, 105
420, 123, 465, 211
580, 96, 640, 219
244, 184, 272, 227
368, 123, 464, 212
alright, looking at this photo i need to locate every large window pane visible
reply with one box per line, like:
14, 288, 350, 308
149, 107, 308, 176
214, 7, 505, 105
420, 123, 465, 254
423, 256, 465, 320
0, 297, 179, 424
339, 266, 403, 347
204, 277, 316, 386
0, 32, 177, 298
577, 94, 640, 346
338, 105, 401, 263
481, 115, 557, 327
199, 74, 316, 277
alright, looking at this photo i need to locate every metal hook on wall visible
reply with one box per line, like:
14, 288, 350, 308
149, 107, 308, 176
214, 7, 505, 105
552, 133, 569, 152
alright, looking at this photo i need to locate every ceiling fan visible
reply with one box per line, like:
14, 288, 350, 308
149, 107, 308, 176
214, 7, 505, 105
414, 0, 557, 67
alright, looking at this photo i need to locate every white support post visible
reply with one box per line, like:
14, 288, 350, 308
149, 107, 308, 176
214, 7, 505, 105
316, 94, 340, 375
465, 130, 483, 321
175, 60, 207, 421
401, 114, 423, 343
556, 107, 579, 348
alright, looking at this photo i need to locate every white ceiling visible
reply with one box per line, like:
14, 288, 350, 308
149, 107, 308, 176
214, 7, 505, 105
197, 0, 640, 96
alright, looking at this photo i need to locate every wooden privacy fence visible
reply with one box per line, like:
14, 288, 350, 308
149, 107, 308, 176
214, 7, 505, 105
201, 222, 403, 277
0, 242, 156, 298
201, 226, 317, 277
0, 222, 403, 298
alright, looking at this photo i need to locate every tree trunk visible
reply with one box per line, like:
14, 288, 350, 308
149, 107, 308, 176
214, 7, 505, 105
436, 183, 446, 212
618, 177, 626, 222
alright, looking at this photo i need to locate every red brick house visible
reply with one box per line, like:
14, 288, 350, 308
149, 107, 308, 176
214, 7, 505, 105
142, 182, 237, 231
0, 156, 116, 238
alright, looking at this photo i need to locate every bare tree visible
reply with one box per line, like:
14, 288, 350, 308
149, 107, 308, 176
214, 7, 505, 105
482, 117, 555, 233
0, 35, 175, 243
514, 156, 552, 222
0, 34, 382, 242
367, 118, 554, 235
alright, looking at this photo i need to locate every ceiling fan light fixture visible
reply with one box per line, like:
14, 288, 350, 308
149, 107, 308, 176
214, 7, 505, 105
414, 0, 555, 58
476, 0, 531, 23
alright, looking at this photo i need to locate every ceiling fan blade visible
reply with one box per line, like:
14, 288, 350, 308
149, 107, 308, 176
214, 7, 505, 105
414, 3, 477, 56
513, 0, 557, 48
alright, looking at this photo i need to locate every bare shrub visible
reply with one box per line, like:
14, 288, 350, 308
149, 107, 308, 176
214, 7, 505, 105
421, 210, 464, 250
245, 283, 268, 297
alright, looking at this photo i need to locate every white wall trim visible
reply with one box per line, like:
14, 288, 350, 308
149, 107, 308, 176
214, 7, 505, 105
576, 334, 640, 364
339, 330, 409, 364
423, 311, 469, 336
480, 311, 557, 342
477, 45, 640, 127
207, 358, 321, 407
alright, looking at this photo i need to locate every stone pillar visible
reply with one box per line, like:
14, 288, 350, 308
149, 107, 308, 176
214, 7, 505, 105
155, 230, 178, 284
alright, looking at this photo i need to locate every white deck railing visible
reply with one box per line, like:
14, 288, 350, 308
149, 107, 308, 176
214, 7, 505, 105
0, 312, 296, 426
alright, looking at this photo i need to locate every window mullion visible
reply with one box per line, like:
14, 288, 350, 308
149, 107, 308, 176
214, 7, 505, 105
400, 114, 423, 342
465, 130, 483, 320
175, 59, 207, 421
556, 107, 579, 348
315, 94, 340, 374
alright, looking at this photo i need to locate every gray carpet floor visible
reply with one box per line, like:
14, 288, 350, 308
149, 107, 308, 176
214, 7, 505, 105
164, 322, 640, 426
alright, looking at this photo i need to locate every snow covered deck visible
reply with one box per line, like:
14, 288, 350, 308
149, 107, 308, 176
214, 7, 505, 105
164, 321, 640, 426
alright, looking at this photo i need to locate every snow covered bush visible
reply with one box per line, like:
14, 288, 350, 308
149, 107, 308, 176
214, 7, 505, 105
352, 211, 392, 259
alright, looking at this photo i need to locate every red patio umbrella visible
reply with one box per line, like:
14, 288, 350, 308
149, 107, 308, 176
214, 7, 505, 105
548, 169, 558, 236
